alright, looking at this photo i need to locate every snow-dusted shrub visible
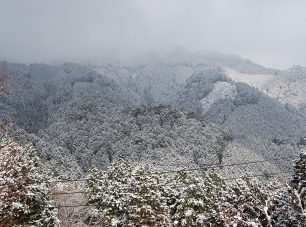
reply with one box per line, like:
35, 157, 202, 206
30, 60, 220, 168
86, 161, 171, 226
0, 138, 59, 226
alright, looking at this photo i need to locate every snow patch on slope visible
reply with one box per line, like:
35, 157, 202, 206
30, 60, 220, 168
201, 81, 237, 113
223, 67, 274, 89
224, 67, 306, 107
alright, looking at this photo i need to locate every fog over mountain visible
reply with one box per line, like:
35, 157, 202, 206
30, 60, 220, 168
1, 0, 306, 68
1, 2, 306, 225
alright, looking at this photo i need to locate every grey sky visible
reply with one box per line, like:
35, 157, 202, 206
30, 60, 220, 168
0, 0, 305, 69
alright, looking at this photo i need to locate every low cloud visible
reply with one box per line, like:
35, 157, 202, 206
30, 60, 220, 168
0, 0, 305, 68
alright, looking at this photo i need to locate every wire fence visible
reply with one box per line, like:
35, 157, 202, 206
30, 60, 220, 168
51, 171, 292, 196
46, 155, 297, 184
50, 170, 292, 197
0, 155, 298, 211
49, 156, 298, 209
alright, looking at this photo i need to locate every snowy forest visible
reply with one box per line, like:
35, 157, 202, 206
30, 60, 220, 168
0, 136, 305, 226
0, 52, 305, 226
1, 0, 306, 226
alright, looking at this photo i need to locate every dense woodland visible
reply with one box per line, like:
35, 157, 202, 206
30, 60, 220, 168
0, 52, 306, 226
0, 138, 305, 226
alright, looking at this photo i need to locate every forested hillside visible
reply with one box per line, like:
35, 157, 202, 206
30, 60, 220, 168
1, 52, 305, 178
2, 0, 306, 225
92, 54, 306, 176
1, 52, 306, 227
0, 60, 230, 176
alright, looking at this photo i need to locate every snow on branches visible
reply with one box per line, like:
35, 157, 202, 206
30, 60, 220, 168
0, 137, 59, 226
218, 164, 305, 227
86, 155, 305, 227
165, 170, 225, 226
217, 175, 283, 226
86, 161, 171, 226
86, 162, 226, 227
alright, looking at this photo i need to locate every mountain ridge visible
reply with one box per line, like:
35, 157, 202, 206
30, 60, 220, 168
1, 53, 305, 178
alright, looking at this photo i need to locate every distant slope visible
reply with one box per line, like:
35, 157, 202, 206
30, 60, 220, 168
224, 65, 306, 107
93, 54, 306, 176
1, 52, 305, 177
0, 62, 232, 176
41, 105, 231, 172
1, 62, 137, 174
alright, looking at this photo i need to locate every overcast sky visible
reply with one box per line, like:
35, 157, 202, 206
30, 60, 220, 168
0, 0, 305, 68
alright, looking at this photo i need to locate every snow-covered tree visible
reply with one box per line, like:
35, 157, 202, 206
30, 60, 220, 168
290, 151, 305, 212
218, 175, 282, 227
250, 152, 305, 226
218, 153, 306, 227
273, 152, 306, 226
0, 137, 59, 227
271, 186, 305, 226
86, 161, 171, 226
162, 169, 225, 226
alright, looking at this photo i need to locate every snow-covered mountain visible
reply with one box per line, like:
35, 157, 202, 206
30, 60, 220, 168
1, 51, 305, 178
92, 53, 306, 177
224, 65, 306, 107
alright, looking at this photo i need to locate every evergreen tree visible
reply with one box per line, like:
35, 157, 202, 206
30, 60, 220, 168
271, 186, 305, 226
0, 137, 59, 226
218, 153, 306, 227
273, 152, 306, 226
263, 152, 305, 226
164, 169, 225, 226
86, 161, 171, 226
